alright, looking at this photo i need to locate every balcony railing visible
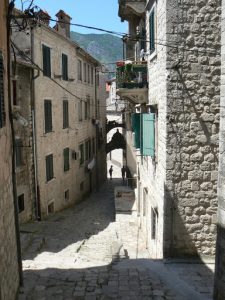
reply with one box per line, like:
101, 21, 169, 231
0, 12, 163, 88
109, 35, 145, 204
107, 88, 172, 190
116, 62, 148, 89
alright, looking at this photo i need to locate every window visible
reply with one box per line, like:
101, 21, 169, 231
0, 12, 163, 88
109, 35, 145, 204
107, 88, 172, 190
18, 194, 25, 213
62, 54, 68, 80
44, 100, 52, 133
85, 140, 89, 161
48, 202, 54, 214
78, 59, 82, 81
46, 154, 54, 181
78, 100, 82, 121
151, 207, 158, 240
87, 65, 90, 84
92, 138, 95, 155
91, 67, 94, 85
12, 79, 18, 106
149, 8, 155, 54
131, 113, 141, 148
63, 147, 70, 171
79, 144, 84, 165
96, 72, 99, 86
63, 100, 69, 128
15, 138, 23, 167
87, 95, 90, 119
88, 139, 91, 159
42, 45, 51, 77
84, 101, 88, 120
65, 189, 69, 201
0, 51, 5, 128
83, 62, 87, 82
80, 181, 84, 191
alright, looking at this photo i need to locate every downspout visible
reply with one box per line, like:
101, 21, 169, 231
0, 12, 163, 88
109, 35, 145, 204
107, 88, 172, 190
7, 1, 23, 287
95, 67, 99, 191
30, 28, 41, 221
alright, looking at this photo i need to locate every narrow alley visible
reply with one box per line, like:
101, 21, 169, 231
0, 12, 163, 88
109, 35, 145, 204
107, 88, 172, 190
19, 173, 214, 300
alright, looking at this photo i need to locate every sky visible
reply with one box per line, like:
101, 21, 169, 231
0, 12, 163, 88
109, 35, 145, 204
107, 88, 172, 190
15, 0, 128, 36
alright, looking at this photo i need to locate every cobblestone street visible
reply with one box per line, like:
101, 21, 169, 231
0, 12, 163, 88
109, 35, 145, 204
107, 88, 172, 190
19, 176, 215, 300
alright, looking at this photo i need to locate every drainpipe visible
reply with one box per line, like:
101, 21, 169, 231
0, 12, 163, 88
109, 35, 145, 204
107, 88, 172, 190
7, 1, 23, 287
95, 67, 99, 191
30, 28, 41, 221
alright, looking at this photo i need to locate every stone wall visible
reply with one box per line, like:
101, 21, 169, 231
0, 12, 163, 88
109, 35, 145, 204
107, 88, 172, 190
164, 0, 221, 257
14, 64, 35, 223
214, 0, 225, 298
0, 1, 20, 299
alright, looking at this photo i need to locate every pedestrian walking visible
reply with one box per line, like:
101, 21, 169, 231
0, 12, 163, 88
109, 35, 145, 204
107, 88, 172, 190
109, 165, 113, 180
121, 166, 126, 181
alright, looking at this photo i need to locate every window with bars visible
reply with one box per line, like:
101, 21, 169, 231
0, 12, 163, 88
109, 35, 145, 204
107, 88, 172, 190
15, 138, 23, 167
42, 45, 51, 77
0, 51, 5, 128
63, 100, 69, 128
149, 8, 155, 54
46, 154, 54, 182
78, 59, 82, 81
63, 147, 70, 171
62, 54, 68, 80
44, 100, 52, 133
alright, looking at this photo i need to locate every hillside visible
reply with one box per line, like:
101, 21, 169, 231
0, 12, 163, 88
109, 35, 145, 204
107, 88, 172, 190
70, 32, 123, 71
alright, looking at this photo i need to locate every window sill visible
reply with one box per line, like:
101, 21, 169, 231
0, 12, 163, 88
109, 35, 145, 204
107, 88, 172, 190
46, 177, 56, 184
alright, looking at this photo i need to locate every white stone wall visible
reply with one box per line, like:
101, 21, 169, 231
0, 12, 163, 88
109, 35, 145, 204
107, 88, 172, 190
214, 0, 225, 298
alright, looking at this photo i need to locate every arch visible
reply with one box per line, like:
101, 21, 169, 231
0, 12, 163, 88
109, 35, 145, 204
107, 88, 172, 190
106, 130, 126, 154
106, 120, 125, 134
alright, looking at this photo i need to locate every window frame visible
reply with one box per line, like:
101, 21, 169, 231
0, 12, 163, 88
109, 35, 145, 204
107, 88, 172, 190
44, 99, 53, 133
46, 154, 54, 182
42, 44, 51, 77
63, 147, 70, 172
62, 53, 68, 81
63, 100, 69, 129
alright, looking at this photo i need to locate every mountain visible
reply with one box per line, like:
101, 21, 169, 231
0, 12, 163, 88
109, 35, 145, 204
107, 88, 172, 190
70, 32, 123, 72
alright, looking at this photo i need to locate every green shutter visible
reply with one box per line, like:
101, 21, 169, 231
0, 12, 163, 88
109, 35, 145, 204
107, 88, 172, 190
141, 113, 155, 157
131, 113, 141, 148
149, 9, 155, 53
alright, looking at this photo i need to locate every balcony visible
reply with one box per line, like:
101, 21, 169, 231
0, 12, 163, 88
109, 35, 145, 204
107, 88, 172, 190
118, 0, 146, 21
116, 62, 148, 104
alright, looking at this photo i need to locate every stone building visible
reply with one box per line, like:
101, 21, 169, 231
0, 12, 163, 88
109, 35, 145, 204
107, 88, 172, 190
214, 0, 225, 298
118, 0, 220, 258
0, 1, 21, 299
12, 9, 106, 219
12, 59, 35, 223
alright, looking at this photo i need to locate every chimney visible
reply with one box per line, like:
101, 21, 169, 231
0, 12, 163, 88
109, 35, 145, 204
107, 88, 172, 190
55, 10, 71, 38
36, 10, 51, 26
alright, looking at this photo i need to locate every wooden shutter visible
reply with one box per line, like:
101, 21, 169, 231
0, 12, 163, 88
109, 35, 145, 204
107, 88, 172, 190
44, 100, 52, 133
0, 52, 5, 128
63, 100, 69, 128
62, 54, 68, 80
141, 113, 155, 157
42, 45, 51, 77
46, 154, 53, 181
149, 9, 155, 54
131, 113, 141, 148
64, 148, 69, 171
